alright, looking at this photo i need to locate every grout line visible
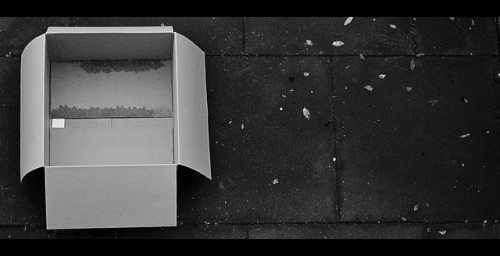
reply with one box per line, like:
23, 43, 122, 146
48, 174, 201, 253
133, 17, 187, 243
203, 53, 499, 58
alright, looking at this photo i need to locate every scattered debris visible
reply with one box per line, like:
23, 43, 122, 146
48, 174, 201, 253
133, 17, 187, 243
364, 85, 374, 91
344, 17, 354, 26
332, 41, 345, 47
438, 229, 447, 236
410, 58, 416, 71
458, 133, 471, 139
413, 204, 420, 211
378, 74, 386, 79
389, 24, 397, 29
241, 123, 245, 130
428, 99, 439, 106
303, 72, 310, 77
303, 107, 311, 119
272, 179, 279, 185
306, 40, 314, 46
4, 51, 12, 57
406, 87, 413, 92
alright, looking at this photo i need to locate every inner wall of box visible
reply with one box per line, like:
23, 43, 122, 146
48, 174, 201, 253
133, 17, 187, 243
46, 33, 175, 166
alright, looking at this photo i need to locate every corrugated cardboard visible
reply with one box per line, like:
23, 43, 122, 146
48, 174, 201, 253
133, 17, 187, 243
20, 26, 211, 230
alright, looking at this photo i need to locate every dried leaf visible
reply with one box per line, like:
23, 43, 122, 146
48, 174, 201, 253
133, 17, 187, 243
379, 74, 386, 79
410, 58, 416, 71
406, 87, 413, 92
306, 40, 314, 46
272, 179, 279, 185
458, 133, 471, 139
413, 204, 419, 211
390, 24, 397, 29
303, 72, 310, 77
303, 107, 311, 119
332, 41, 345, 47
438, 230, 447, 236
364, 85, 374, 91
344, 17, 354, 26
241, 123, 245, 130
359, 54, 365, 60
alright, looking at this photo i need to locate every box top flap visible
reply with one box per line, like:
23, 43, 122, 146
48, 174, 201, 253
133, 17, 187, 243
20, 34, 48, 182
174, 33, 211, 180
46, 26, 174, 34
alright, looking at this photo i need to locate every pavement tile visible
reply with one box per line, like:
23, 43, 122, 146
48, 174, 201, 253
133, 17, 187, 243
69, 17, 244, 55
428, 222, 500, 239
248, 223, 426, 239
0, 17, 70, 56
333, 56, 500, 222
244, 17, 414, 55
0, 224, 247, 239
414, 17, 498, 55
0, 57, 20, 107
176, 56, 338, 224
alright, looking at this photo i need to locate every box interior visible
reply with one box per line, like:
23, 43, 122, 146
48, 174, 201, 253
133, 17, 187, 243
46, 33, 175, 166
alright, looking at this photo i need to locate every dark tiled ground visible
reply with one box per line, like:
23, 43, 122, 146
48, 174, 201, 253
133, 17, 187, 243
1, 17, 499, 239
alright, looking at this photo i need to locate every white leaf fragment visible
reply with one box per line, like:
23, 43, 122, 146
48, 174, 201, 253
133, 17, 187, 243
359, 54, 365, 60
379, 74, 386, 79
401, 217, 407, 221
410, 58, 416, 71
241, 123, 245, 130
344, 17, 354, 26
390, 24, 397, 29
438, 230, 447, 236
272, 179, 279, 185
364, 85, 374, 91
449, 17, 455, 21
306, 40, 314, 46
332, 41, 345, 47
458, 133, 471, 139
413, 204, 419, 211
428, 99, 439, 106
302, 107, 311, 119
406, 87, 413, 92
303, 72, 310, 77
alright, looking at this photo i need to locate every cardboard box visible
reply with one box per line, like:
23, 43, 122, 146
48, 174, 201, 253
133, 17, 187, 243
20, 26, 211, 229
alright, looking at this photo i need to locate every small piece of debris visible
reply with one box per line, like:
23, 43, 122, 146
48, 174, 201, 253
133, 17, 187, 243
344, 17, 354, 26
359, 54, 365, 60
4, 51, 12, 57
401, 217, 407, 221
379, 74, 386, 79
413, 204, 419, 211
332, 41, 345, 47
303, 72, 310, 77
449, 17, 455, 21
406, 87, 413, 92
279, 107, 283, 111
272, 179, 279, 185
428, 99, 439, 106
471, 18, 475, 26
241, 123, 245, 130
483, 220, 488, 227
333, 157, 337, 162
160, 23, 165, 26
364, 85, 374, 91
458, 133, 471, 139
306, 40, 314, 46
303, 107, 311, 119
438, 229, 447, 236
416, 53, 425, 57
410, 58, 416, 71
282, 94, 287, 98
389, 24, 397, 29
461, 96, 468, 103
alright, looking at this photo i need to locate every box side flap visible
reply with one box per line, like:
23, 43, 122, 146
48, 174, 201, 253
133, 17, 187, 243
46, 26, 174, 34
45, 165, 177, 229
173, 33, 211, 180
20, 34, 48, 182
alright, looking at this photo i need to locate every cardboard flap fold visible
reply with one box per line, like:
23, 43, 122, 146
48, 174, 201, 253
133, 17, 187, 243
174, 33, 211, 179
20, 34, 48, 182
46, 26, 174, 34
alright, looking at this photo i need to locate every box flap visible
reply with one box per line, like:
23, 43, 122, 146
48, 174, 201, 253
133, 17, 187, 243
45, 165, 177, 229
173, 33, 211, 179
20, 34, 48, 182
46, 26, 174, 34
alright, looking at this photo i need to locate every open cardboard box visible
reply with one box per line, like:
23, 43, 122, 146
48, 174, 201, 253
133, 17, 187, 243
20, 26, 211, 229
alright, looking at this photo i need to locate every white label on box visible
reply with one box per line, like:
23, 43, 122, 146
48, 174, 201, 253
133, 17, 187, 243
52, 119, 65, 129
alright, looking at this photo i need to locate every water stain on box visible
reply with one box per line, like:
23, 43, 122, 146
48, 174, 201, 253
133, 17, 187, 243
50, 60, 173, 119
